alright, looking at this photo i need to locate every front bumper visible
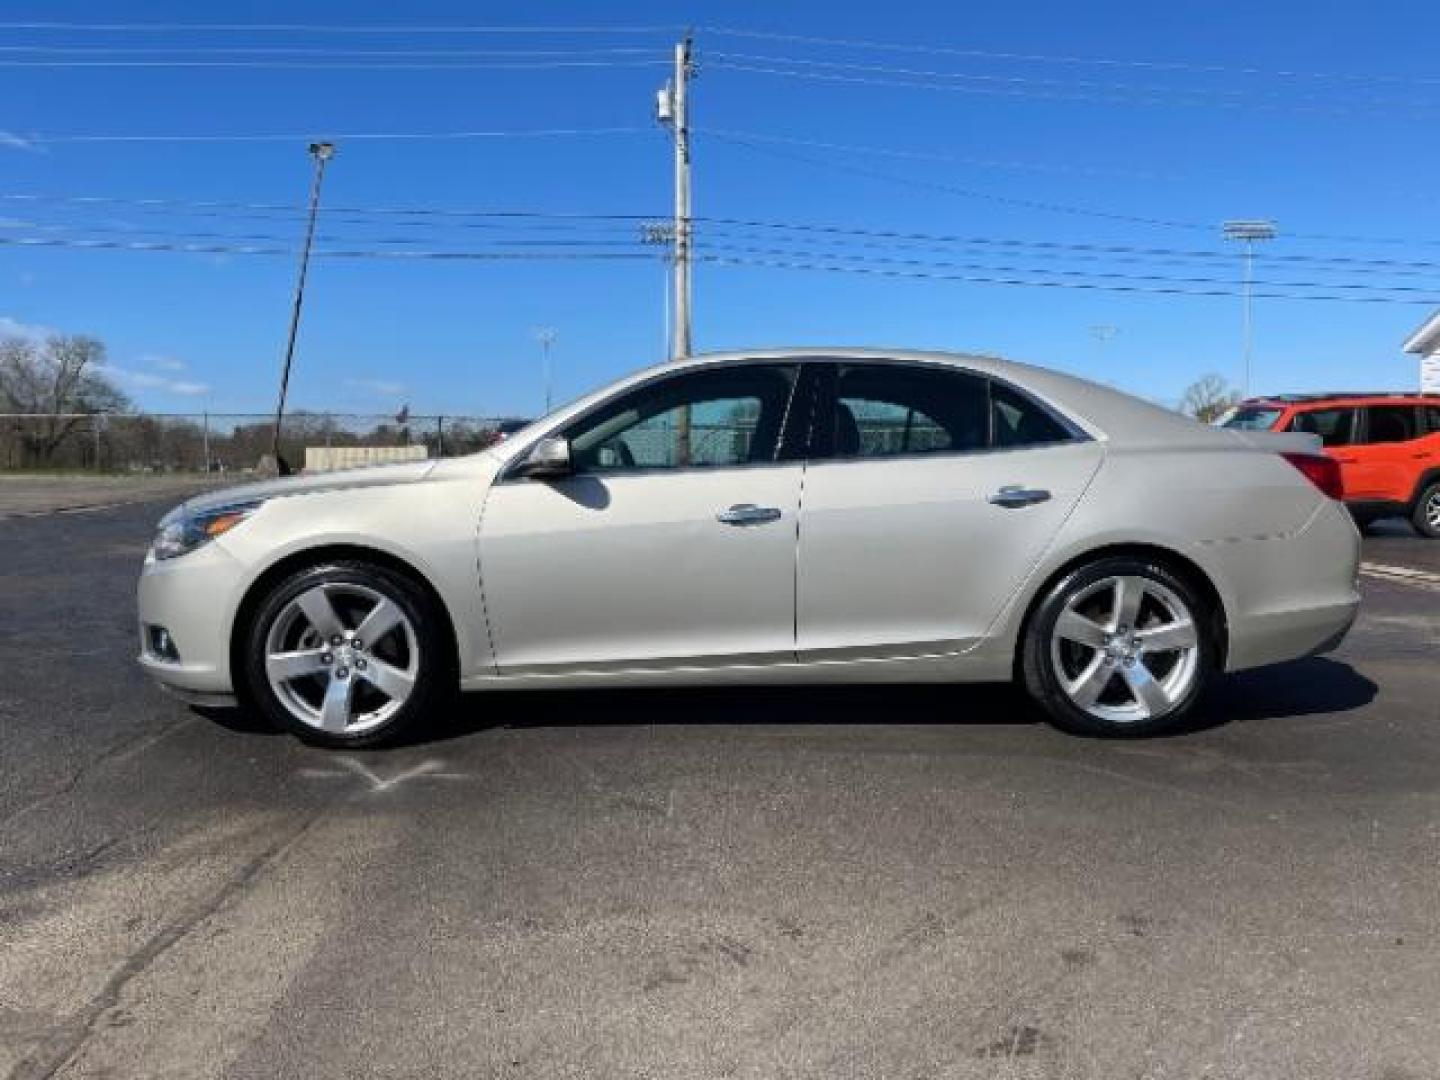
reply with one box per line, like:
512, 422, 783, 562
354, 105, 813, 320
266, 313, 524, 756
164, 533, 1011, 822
136, 539, 247, 699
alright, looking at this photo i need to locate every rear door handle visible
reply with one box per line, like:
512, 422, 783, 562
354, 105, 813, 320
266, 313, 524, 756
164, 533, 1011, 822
988, 485, 1051, 508
716, 503, 782, 526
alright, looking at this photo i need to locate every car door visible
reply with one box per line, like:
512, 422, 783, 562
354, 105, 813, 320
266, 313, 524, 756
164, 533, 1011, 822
478, 362, 807, 674
1340, 405, 1420, 502
795, 361, 1104, 660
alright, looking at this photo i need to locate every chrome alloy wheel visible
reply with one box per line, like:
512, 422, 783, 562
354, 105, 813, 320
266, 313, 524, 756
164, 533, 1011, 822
1048, 575, 1200, 724
263, 582, 419, 736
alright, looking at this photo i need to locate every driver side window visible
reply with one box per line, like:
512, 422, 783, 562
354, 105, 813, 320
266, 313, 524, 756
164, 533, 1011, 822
565, 364, 800, 473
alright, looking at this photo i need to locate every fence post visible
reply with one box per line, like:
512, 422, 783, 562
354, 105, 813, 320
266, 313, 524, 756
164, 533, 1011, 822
93, 416, 102, 472
437, 415, 445, 457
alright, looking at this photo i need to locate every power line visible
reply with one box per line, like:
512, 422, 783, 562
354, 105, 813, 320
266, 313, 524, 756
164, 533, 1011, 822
694, 240, 1440, 295
694, 127, 1187, 182
14, 126, 651, 144
8, 191, 1440, 259
704, 128, 1208, 231
698, 25, 1440, 88
0, 58, 669, 69
704, 59, 1440, 118
707, 51, 1431, 109
0, 235, 664, 261
697, 252, 1440, 306
6, 232, 1438, 303
0, 46, 664, 56
0, 22, 680, 35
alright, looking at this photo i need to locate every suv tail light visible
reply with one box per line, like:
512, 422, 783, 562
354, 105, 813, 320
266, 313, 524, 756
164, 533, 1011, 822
1282, 452, 1344, 501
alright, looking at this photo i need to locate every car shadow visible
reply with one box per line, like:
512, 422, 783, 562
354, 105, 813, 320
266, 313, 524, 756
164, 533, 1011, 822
1191, 656, 1378, 729
394, 655, 1378, 748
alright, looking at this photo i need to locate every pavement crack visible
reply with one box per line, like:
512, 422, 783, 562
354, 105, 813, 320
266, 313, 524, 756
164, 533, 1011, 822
6, 801, 335, 1080
0, 717, 191, 835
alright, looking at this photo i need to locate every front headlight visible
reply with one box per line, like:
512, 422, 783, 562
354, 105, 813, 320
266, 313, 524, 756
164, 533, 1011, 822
151, 500, 263, 561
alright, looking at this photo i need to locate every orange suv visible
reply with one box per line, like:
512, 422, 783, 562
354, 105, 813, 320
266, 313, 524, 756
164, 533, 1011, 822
1222, 392, 1440, 537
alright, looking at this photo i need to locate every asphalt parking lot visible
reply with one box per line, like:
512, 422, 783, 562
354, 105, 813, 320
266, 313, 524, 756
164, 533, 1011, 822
1, 498, 1437, 1080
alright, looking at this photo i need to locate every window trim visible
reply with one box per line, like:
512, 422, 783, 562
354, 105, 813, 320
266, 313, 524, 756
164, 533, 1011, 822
1357, 403, 1423, 447
1288, 405, 1359, 448
497, 359, 807, 482
806, 358, 1090, 465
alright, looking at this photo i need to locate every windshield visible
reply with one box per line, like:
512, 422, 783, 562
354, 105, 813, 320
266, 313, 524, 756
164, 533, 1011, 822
1221, 406, 1283, 431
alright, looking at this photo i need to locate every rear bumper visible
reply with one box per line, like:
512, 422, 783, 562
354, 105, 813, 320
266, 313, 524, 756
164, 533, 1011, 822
1216, 499, 1362, 672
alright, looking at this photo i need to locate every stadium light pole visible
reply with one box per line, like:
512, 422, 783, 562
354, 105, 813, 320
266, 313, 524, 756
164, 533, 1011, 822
1222, 219, 1276, 399
533, 327, 558, 413
270, 140, 336, 474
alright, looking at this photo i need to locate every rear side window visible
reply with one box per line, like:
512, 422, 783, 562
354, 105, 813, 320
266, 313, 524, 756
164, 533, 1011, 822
832, 365, 989, 458
1427, 405, 1440, 434
824, 364, 1076, 459
1362, 405, 1418, 445
1289, 408, 1356, 447
990, 382, 1072, 447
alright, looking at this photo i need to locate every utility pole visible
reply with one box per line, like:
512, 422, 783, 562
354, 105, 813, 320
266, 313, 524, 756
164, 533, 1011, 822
270, 140, 336, 474
656, 34, 693, 360
532, 327, 557, 413
1222, 219, 1276, 399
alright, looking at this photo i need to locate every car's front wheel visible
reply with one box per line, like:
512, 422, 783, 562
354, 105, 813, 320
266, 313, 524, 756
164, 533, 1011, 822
240, 560, 451, 747
1412, 481, 1440, 539
1021, 556, 1217, 737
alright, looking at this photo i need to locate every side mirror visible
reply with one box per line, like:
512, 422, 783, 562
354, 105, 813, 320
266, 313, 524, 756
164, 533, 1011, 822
515, 436, 573, 479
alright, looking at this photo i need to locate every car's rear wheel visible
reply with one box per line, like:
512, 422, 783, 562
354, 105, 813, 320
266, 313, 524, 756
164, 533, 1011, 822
241, 560, 451, 747
1412, 481, 1440, 539
1021, 556, 1217, 737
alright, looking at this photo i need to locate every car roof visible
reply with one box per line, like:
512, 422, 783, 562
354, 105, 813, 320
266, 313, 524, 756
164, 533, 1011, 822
1243, 392, 1439, 409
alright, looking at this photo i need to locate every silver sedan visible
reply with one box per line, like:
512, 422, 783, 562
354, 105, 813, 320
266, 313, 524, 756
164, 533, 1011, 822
137, 349, 1361, 745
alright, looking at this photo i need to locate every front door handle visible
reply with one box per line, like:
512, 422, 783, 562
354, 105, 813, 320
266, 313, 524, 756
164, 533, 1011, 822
988, 485, 1051, 509
716, 503, 783, 526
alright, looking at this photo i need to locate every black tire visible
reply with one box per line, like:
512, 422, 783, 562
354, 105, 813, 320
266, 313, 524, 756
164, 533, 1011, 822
1020, 556, 1219, 737
1412, 481, 1440, 539
239, 560, 454, 748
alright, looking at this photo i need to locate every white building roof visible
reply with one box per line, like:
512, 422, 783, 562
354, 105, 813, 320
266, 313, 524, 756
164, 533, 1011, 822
1403, 310, 1440, 355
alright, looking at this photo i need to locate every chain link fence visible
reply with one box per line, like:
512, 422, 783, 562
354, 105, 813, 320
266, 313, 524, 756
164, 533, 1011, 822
0, 412, 521, 474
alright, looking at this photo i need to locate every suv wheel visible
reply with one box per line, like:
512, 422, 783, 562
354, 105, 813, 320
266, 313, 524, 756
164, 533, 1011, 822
1022, 557, 1218, 737
240, 560, 452, 747
1414, 481, 1440, 539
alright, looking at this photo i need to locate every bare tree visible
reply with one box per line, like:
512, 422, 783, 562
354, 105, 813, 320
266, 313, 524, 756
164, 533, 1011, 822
0, 334, 130, 463
1179, 373, 1242, 423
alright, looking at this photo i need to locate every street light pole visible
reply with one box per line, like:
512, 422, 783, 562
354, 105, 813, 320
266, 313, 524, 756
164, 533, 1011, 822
533, 327, 557, 413
1222, 219, 1276, 399
270, 140, 336, 474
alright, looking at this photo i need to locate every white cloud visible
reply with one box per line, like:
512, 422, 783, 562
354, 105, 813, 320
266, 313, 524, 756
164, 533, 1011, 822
344, 377, 407, 397
147, 354, 187, 372
0, 315, 55, 340
111, 367, 211, 397
0, 131, 39, 153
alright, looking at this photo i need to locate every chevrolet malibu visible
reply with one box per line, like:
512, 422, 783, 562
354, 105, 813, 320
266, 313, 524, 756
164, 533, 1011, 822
138, 349, 1360, 746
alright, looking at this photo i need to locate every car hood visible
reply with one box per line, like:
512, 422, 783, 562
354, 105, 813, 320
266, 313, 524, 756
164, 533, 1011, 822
179, 459, 439, 517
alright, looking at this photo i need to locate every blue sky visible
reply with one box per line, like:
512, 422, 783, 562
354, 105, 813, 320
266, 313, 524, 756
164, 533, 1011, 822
2, 0, 1438, 417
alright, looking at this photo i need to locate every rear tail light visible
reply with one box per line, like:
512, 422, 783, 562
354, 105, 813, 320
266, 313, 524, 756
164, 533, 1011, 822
1282, 452, 1344, 501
